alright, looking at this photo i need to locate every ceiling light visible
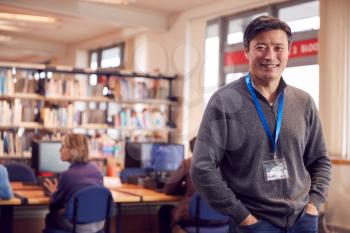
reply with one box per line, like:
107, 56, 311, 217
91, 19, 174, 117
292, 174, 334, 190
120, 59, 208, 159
0, 13, 56, 24
82, 0, 135, 5
0, 24, 20, 32
0, 35, 12, 42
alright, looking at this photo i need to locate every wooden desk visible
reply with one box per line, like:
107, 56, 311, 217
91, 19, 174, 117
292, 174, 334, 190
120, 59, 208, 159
111, 190, 141, 203
15, 190, 50, 205
1, 183, 179, 233
0, 197, 21, 205
11, 182, 42, 191
112, 184, 180, 233
115, 184, 181, 202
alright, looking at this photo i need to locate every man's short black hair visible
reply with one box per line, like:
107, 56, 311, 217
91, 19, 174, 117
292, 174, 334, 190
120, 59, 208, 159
189, 137, 196, 153
243, 15, 292, 50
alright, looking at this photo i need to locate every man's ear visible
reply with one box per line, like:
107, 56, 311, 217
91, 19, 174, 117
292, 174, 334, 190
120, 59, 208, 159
244, 48, 249, 59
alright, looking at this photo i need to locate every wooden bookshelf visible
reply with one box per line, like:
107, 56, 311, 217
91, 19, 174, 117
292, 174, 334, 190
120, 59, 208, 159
0, 62, 178, 160
0, 123, 42, 130
0, 155, 31, 160
45, 95, 112, 103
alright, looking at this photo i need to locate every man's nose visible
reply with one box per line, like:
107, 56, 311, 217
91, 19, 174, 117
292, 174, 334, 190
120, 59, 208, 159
263, 47, 275, 60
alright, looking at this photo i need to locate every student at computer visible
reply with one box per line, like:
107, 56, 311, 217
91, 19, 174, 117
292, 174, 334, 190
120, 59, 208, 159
43, 133, 104, 232
0, 164, 13, 200
159, 137, 196, 233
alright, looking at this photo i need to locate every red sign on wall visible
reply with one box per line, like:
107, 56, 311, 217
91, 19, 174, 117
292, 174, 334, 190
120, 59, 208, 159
224, 38, 318, 67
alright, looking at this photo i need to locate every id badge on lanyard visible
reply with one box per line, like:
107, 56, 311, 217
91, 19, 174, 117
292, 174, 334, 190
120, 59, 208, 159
245, 74, 289, 182
263, 155, 289, 181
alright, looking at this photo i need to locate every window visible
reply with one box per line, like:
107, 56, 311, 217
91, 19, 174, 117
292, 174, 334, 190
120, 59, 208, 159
89, 43, 124, 69
278, 1, 319, 33
90, 51, 98, 69
203, 22, 220, 105
282, 65, 319, 108
225, 72, 244, 84
89, 43, 124, 86
278, 0, 320, 106
101, 46, 122, 68
227, 12, 269, 45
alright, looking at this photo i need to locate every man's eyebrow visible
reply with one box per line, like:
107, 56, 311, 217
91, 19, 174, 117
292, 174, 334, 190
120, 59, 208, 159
272, 43, 286, 46
254, 42, 286, 47
254, 42, 266, 46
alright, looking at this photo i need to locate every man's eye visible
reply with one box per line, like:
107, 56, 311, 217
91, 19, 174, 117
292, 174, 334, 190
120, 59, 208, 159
256, 45, 266, 50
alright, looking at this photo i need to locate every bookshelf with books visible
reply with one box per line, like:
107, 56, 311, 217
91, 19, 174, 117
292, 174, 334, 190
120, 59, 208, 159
0, 62, 178, 165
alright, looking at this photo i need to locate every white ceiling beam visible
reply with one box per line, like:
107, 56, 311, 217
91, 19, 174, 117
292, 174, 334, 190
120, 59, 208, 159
0, 33, 66, 57
0, 0, 168, 30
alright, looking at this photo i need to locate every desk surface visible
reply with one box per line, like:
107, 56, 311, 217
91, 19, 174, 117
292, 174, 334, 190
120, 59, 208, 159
15, 190, 49, 205
0, 198, 21, 205
11, 182, 42, 191
115, 184, 181, 202
7, 183, 177, 205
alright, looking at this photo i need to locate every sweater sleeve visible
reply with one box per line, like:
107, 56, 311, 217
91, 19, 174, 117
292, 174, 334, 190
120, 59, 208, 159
50, 172, 68, 210
303, 98, 332, 209
0, 165, 13, 200
190, 93, 250, 224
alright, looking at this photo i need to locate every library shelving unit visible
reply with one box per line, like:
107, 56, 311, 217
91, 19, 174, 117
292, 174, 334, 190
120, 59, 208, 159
0, 61, 178, 163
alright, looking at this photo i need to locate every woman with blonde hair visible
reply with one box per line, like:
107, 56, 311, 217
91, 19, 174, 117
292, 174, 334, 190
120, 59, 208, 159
43, 133, 103, 232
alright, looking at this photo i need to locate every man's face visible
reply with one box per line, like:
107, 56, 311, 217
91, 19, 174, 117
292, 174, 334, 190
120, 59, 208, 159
245, 29, 290, 83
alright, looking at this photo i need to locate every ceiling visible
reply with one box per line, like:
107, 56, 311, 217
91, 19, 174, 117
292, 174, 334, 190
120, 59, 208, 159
0, 0, 216, 63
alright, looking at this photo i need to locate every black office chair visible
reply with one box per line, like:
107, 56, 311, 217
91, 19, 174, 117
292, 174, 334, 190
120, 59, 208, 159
4, 162, 37, 183
182, 192, 229, 233
43, 186, 113, 233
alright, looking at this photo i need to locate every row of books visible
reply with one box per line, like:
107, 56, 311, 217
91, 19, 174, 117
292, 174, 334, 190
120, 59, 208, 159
41, 105, 167, 129
45, 75, 87, 97
0, 69, 170, 101
109, 77, 169, 100
0, 131, 34, 157
0, 70, 15, 95
0, 100, 23, 125
115, 107, 166, 129
41, 105, 75, 127
0, 103, 169, 131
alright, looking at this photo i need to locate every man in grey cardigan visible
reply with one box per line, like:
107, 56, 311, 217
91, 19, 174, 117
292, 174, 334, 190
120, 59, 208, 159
191, 16, 331, 233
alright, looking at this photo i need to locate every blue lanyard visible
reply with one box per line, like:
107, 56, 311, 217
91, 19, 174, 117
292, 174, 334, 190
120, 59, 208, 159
245, 73, 284, 154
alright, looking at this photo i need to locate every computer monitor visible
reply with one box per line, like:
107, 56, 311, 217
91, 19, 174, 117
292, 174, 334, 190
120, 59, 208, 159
144, 143, 184, 172
124, 142, 143, 169
124, 142, 184, 172
32, 141, 70, 175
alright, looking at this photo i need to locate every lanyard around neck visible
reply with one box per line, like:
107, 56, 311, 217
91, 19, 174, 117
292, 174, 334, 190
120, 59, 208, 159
245, 73, 284, 154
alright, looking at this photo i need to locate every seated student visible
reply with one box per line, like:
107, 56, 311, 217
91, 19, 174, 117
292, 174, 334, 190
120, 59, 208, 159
43, 133, 104, 233
159, 137, 196, 233
0, 164, 13, 200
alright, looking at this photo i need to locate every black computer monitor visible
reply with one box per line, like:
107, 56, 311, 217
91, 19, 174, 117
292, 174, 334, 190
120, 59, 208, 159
124, 142, 143, 169
32, 141, 70, 175
124, 142, 184, 172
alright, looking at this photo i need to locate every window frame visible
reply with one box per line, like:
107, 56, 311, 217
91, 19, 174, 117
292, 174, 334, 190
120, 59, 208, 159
89, 42, 125, 69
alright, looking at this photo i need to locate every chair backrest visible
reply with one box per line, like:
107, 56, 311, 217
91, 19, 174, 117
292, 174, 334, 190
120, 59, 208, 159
4, 162, 37, 183
187, 192, 229, 233
65, 186, 113, 233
